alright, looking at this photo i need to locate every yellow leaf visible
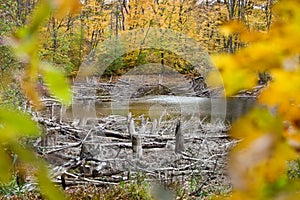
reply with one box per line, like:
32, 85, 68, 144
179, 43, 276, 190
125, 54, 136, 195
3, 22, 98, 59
51, 0, 82, 18
212, 54, 256, 96
220, 21, 247, 37
240, 30, 268, 43
258, 70, 300, 122
284, 129, 300, 152
21, 79, 41, 108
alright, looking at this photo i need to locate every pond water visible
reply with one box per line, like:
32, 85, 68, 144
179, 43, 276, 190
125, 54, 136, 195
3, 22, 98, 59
79, 95, 256, 123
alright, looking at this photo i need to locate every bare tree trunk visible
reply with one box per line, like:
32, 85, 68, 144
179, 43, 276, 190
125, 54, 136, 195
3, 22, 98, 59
120, 0, 127, 30
52, 17, 58, 62
265, 0, 273, 30
79, 13, 84, 61
115, 5, 119, 38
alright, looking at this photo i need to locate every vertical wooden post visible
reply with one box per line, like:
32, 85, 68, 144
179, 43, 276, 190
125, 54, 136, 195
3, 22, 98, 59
128, 113, 142, 158
51, 103, 55, 120
139, 114, 146, 134
151, 118, 158, 135
128, 118, 135, 135
132, 134, 142, 159
175, 120, 184, 153
59, 105, 66, 123
157, 109, 166, 135
158, 74, 163, 92
127, 112, 132, 124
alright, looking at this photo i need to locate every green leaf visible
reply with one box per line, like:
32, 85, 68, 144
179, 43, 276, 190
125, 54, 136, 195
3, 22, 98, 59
37, 165, 66, 200
0, 148, 12, 183
28, 1, 52, 35
16, 1, 52, 39
11, 144, 66, 199
11, 143, 39, 164
0, 108, 39, 141
40, 62, 72, 105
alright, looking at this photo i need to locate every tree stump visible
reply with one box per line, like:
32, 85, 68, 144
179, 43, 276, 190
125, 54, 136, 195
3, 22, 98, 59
175, 120, 184, 153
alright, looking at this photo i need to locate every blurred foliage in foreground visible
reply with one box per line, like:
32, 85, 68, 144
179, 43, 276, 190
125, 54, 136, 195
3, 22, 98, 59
210, 0, 300, 199
0, 0, 80, 199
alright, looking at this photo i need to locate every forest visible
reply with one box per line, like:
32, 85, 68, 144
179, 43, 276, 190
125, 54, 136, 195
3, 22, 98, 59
1, 0, 300, 199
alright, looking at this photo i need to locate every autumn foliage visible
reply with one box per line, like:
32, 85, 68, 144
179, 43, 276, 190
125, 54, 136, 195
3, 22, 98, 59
213, 0, 300, 199
1, 0, 300, 199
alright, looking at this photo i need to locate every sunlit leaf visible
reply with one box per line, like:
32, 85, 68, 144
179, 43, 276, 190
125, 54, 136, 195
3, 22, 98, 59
239, 31, 268, 43
212, 54, 256, 96
220, 21, 247, 37
0, 108, 39, 141
21, 78, 41, 108
259, 70, 300, 123
51, 0, 82, 18
40, 63, 72, 105
0, 148, 12, 183
26, 1, 52, 36
239, 42, 283, 70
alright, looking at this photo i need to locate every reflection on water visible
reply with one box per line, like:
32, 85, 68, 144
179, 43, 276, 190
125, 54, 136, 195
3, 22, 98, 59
91, 95, 255, 122
226, 97, 256, 122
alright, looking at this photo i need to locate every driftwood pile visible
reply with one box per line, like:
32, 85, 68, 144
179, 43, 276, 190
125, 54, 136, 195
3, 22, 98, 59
72, 74, 223, 103
31, 97, 235, 196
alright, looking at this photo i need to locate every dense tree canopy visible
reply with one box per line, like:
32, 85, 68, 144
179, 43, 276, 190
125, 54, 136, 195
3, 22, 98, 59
1, 0, 274, 81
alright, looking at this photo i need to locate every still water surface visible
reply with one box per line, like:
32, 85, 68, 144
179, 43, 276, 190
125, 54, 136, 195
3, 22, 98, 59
91, 95, 255, 122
